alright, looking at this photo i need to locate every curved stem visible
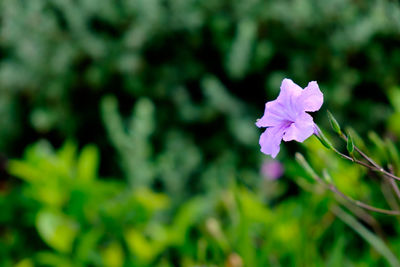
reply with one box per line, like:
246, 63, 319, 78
336, 197, 386, 240
332, 206, 400, 267
387, 165, 400, 202
330, 146, 400, 180
296, 153, 400, 215
325, 180, 400, 215
331, 147, 376, 169
338, 134, 400, 181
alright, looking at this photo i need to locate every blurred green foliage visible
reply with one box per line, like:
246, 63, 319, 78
2, 0, 400, 266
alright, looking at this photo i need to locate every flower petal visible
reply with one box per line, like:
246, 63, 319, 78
259, 124, 288, 158
298, 81, 323, 112
276, 78, 304, 120
278, 78, 303, 101
282, 112, 315, 142
256, 101, 286, 128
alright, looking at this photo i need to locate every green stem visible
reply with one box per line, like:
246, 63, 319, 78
338, 133, 400, 181
296, 153, 400, 215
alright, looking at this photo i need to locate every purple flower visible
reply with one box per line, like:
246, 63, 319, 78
256, 78, 323, 158
261, 159, 284, 180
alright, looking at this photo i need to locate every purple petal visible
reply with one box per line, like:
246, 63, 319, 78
276, 78, 304, 120
257, 79, 304, 128
256, 101, 286, 128
259, 124, 288, 158
282, 112, 315, 142
298, 81, 323, 112
278, 78, 303, 101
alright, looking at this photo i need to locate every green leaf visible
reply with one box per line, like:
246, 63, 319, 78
36, 209, 79, 253
226, 18, 257, 79
327, 111, 342, 135
14, 258, 34, 267
77, 144, 99, 182
326, 236, 346, 267
134, 188, 170, 212
368, 131, 386, 152
75, 229, 103, 263
101, 242, 124, 267
388, 113, 400, 137
7, 160, 43, 183
387, 86, 400, 113
35, 251, 74, 267
125, 229, 151, 261
57, 141, 78, 177
368, 131, 387, 163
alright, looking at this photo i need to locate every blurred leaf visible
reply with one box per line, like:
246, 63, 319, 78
8, 160, 43, 183
35, 251, 75, 267
170, 196, 214, 244
368, 131, 387, 163
226, 18, 257, 79
135, 188, 170, 212
57, 141, 77, 177
101, 95, 155, 187
205, 217, 229, 252
387, 87, 400, 113
295, 153, 318, 181
325, 236, 346, 267
125, 228, 156, 262
77, 144, 99, 182
14, 259, 34, 267
36, 209, 79, 253
333, 207, 400, 267
238, 188, 271, 224
75, 228, 103, 264
101, 241, 124, 267
388, 113, 400, 138
322, 169, 333, 184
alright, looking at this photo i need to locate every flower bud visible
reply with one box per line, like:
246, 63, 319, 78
314, 126, 333, 150
346, 132, 354, 155
327, 111, 342, 135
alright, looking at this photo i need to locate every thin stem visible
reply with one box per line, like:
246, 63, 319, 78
334, 141, 400, 215
293, 175, 385, 238
331, 147, 377, 170
296, 153, 400, 215
388, 165, 400, 202
381, 181, 400, 213
335, 132, 400, 204
389, 179, 400, 201
332, 206, 400, 267
325, 182, 400, 215
339, 134, 400, 182
336, 197, 386, 240
330, 146, 400, 181
389, 179, 400, 199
